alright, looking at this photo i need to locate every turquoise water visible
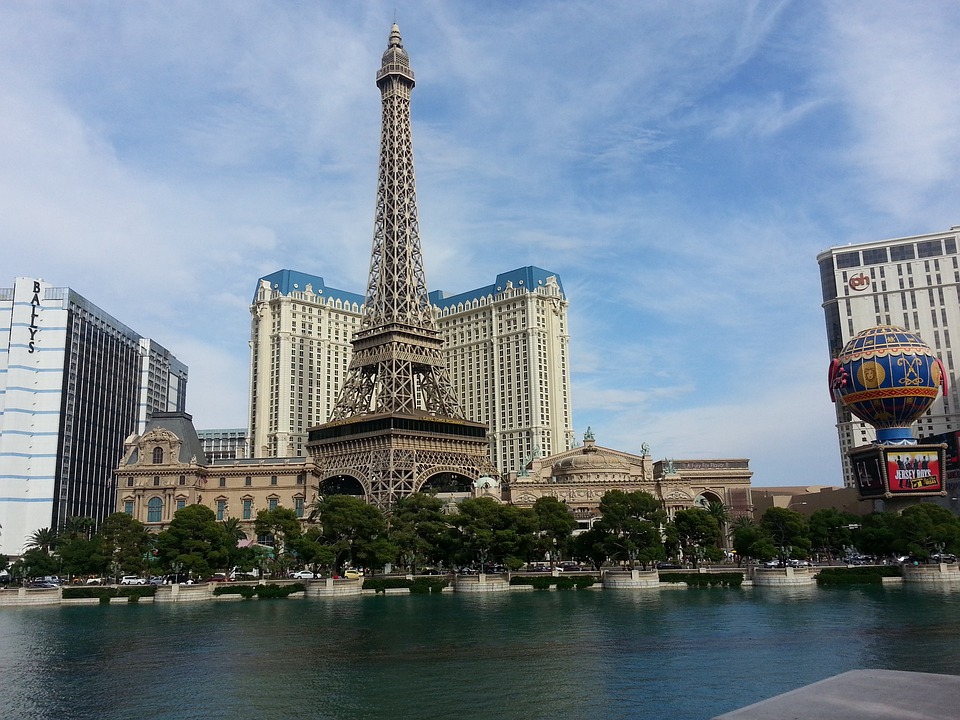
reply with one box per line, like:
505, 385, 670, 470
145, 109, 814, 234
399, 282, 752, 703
2, 585, 960, 720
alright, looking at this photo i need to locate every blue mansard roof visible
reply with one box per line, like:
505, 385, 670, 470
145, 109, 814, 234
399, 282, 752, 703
255, 270, 365, 306
255, 266, 563, 310
428, 266, 564, 308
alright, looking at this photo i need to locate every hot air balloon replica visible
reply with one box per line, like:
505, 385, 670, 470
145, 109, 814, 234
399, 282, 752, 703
829, 325, 948, 505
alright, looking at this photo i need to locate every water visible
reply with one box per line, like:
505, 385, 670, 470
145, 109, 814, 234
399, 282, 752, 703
2, 585, 960, 720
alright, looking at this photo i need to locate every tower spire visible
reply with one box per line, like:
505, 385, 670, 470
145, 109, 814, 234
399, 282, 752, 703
309, 25, 495, 508
329, 22, 461, 419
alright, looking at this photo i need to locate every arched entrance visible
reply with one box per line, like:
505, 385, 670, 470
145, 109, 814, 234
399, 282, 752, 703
418, 472, 474, 494
317, 474, 366, 498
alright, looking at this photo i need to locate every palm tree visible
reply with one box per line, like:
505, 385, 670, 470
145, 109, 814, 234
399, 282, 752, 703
61, 516, 94, 541
24, 527, 58, 554
707, 501, 731, 550
221, 517, 247, 544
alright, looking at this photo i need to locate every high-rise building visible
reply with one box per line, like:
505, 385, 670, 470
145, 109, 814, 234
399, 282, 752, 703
197, 428, 249, 461
248, 266, 572, 474
249, 270, 363, 459
0, 277, 187, 555
817, 226, 960, 486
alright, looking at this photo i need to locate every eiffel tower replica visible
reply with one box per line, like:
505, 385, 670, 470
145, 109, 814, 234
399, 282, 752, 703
307, 24, 495, 508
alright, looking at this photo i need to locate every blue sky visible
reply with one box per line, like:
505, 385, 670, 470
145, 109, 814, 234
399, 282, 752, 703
3, 2, 960, 487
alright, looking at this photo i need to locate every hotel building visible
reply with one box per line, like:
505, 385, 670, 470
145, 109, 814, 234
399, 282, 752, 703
817, 227, 960, 486
248, 266, 573, 476
0, 277, 187, 556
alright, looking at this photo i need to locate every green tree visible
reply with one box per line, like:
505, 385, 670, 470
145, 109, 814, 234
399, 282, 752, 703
99, 512, 152, 577
57, 536, 108, 578
856, 511, 898, 559
456, 497, 537, 569
532, 496, 578, 567
60, 516, 95, 541
893, 503, 960, 560
24, 527, 58, 554
312, 495, 388, 573
595, 490, 667, 569
731, 520, 774, 564
389, 493, 450, 573
759, 507, 810, 563
254, 507, 303, 575
673, 508, 722, 567
706, 501, 731, 548
808, 508, 860, 561
155, 505, 232, 579
10, 547, 60, 580
571, 527, 609, 570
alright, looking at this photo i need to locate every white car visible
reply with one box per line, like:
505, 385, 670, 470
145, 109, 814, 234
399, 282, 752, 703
290, 571, 316, 580
119, 576, 146, 585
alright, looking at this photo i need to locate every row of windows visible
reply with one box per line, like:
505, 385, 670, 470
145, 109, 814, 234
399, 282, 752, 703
834, 236, 958, 269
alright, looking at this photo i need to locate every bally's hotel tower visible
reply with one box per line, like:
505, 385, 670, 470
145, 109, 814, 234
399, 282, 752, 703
0, 277, 187, 555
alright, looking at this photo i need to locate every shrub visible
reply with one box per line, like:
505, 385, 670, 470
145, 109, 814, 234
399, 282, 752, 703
816, 567, 901, 585
658, 572, 743, 587
509, 575, 599, 590
409, 578, 448, 594
213, 583, 304, 599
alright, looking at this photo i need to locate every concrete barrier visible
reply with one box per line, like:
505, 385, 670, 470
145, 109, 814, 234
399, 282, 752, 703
453, 573, 511, 593
902, 563, 960, 584
750, 567, 816, 586
602, 569, 659, 589
306, 577, 363, 598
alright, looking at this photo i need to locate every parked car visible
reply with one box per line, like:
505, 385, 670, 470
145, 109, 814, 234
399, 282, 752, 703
656, 562, 682, 570
290, 571, 316, 580
343, 570, 363, 580
930, 553, 957, 564
29, 581, 58, 589
85, 577, 105, 586
119, 576, 146, 585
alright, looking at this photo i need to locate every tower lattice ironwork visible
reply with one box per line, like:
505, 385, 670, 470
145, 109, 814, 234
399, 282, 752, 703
308, 24, 496, 508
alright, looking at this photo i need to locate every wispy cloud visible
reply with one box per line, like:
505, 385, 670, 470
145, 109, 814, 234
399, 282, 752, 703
2, 1, 958, 486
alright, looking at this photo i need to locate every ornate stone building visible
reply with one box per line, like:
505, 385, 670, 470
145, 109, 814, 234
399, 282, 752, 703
117, 412, 310, 534
116, 411, 500, 533
504, 430, 753, 531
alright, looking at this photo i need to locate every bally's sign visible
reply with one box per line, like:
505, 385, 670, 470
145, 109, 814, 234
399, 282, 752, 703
27, 280, 40, 353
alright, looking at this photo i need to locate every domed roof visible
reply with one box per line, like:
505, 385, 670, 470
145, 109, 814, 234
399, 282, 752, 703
552, 440, 629, 473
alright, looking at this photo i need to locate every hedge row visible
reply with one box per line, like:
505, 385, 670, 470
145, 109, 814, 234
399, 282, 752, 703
361, 577, 449, 594
658, 572, 744, 587
816, 566, 902, 585
213, 583, 305, 599
62, 586, 157, 601
509, 576, 597, 590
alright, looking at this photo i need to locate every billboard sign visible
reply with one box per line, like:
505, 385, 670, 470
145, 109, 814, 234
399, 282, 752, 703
849, 444, 947, 499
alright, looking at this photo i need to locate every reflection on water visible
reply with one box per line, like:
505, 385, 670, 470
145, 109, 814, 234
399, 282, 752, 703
2, 586, 960, 720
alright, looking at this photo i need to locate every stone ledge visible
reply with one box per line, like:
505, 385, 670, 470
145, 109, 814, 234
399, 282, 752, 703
713, 669, 960, 720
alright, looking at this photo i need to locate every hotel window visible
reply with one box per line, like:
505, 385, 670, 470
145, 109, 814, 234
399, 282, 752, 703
153, 476, 160, 487
295, 496, 304, 518
179, 475, 186, 485
152, 447, 164, 464
245, 476, 252, 487
243, 499, 252, 520
269, 497, 278, 511
835, 251, 860, 269
147, 497, 163, 523
216, 499, 226, 521
176, 499, 186, 512
127, 477, 134, 487
124, 500, 134, 516
271, 475, 278, 486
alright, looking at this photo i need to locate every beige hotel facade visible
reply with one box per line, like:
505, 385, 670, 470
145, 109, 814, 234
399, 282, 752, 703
248, 267, 574, 478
